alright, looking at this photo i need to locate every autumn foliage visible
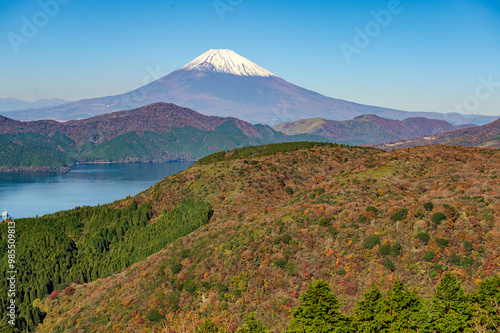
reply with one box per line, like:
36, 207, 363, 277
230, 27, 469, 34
15, 143, 499, 332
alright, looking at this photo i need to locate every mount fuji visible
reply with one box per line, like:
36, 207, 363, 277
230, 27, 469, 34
2, 49, 496, 125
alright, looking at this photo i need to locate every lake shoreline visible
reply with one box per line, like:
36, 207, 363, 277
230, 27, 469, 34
0, 161, 194, 218
0, 159, 198, 174
0, 166, 71, 174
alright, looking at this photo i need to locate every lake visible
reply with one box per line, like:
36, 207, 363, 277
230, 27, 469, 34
0, 162, 194, 219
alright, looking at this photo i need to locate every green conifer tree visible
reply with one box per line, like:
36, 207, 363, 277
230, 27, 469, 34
287, 280, 352, 333
470, 275, 500, 331
376, 280, 425, 332
236, 313, 268, 333
429, 272, 473, 332
350, 287, 383, 332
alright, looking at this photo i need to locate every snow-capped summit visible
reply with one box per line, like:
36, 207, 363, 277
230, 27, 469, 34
180, 49, 276, 77
3, 49, 495, 126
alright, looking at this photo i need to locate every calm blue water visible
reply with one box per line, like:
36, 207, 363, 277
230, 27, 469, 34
0, 162, 193, 219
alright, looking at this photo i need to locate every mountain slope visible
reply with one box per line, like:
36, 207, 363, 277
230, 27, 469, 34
0, 103, 260, 143
273, 114, 470, 145
11, 143, 497, 332
0, 132, 75, 171
0, 103, 333, 171
2, 50, 496, 125
374, 118, 500, 150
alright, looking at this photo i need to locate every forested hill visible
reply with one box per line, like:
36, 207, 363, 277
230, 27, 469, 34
374, 118, 500, 150
272, 114, 472, 145
0, 103, 331, 171
1, 142, 498, 332
0, 199, 214, 331
0, 103, 260, 142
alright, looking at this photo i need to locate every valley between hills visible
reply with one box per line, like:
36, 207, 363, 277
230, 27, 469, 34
1, 142, 499, 332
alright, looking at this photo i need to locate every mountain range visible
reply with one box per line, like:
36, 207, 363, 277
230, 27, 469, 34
0, 103, 331, 171
2, 49, 496, 126
2, 102, 491, 172
273, 114, 476, 145
0, 98, 70, 112
373, 118, 500, 150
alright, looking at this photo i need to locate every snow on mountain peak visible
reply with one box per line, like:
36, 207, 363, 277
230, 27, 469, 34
180, 49, 276, 77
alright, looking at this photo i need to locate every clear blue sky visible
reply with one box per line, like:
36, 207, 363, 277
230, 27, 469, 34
1, 0, 499, 116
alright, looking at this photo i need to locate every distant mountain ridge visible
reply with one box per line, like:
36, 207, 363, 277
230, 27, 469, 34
3, 104, 490, 172
0, 102, 331, 171
373, 118, 500, 150
2, 49, 496, 125
0, 103, 261, 144
0, 97, 70, 112
273, 114, 475, 145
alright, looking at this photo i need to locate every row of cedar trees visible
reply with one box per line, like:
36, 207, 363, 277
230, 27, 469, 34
0, 200, 213, 331
190, 273, 500, 333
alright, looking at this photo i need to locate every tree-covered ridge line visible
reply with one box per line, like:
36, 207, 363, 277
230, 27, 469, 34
195, 141, 373, 165
1, 103, 498, 171
0, 104, 337, 171
272, 114, 468, 146
0, 128, 334, 172
0, 199, 213, 331
30, 143, 499, 332
374, 118, 500, 150
0, 132, 76, 170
